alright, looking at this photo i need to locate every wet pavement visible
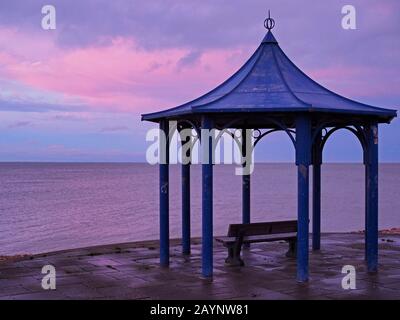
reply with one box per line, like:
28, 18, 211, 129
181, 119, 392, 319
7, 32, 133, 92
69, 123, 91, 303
0, 233, 399, 300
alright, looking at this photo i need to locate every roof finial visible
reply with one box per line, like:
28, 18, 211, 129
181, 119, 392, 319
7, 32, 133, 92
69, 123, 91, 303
264, 10, 275, 31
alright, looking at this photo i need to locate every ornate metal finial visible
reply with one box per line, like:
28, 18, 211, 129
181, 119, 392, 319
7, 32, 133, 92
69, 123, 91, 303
264, 10, 275, 31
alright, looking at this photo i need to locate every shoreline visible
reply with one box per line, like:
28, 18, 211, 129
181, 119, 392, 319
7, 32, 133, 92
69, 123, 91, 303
1, 229, 399, 264
0, 238, 198, 264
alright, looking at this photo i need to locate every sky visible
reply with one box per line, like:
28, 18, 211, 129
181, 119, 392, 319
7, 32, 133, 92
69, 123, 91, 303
0, 0, 399, 162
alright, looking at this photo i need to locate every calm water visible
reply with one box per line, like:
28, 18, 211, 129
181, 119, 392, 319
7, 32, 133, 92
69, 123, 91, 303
0, 163, 399, 255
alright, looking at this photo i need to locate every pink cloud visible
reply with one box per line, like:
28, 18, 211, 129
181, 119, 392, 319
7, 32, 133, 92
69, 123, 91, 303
0, 28, 247, 113
0, 28, 58, 61
1, 26, 397, 114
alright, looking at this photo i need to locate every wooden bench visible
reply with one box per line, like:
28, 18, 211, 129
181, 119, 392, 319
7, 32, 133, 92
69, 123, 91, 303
215, 220, 297, 266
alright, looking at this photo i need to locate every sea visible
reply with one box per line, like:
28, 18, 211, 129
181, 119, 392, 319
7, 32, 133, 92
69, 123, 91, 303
0, 162, 399, 256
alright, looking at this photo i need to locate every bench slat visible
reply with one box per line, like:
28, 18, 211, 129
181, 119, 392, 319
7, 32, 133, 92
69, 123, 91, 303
215, 232, 297, 245
242, 232, 297, 243
227, 220, 297, 237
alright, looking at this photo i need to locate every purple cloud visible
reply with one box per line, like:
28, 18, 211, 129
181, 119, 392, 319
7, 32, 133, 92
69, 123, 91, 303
177, 50, 203, 69
7, 121, 31, 129
0, 98, 88, 113
1, 0, 397, 51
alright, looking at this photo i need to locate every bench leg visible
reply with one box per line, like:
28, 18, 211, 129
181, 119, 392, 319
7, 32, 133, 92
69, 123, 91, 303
224, 243, 244, 266
286, 240, 297, 258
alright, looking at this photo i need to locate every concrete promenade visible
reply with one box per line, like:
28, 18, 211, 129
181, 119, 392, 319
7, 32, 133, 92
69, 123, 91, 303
1, 233, 399, 300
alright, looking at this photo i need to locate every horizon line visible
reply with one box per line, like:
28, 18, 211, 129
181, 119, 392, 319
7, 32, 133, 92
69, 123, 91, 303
1, 161, 400, 164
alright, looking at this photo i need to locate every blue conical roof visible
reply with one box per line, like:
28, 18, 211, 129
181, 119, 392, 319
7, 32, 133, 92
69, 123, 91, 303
142, 31, 396, 122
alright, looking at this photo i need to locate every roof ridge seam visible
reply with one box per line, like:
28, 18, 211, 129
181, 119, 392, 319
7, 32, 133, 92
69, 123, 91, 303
191, 44, 265, 110
271, 45, 311, 108
188, 45, 263, 109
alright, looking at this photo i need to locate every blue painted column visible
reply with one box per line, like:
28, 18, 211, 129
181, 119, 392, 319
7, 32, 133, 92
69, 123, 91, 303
181, 133, 191, 255
295, 115, 311, 282
159, 120, 170, 267
364, 147, 369, 260
312, 132, 322, 251
366, 124, 379, 272
201, 116, 214, 277
242, 129, 251, 225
